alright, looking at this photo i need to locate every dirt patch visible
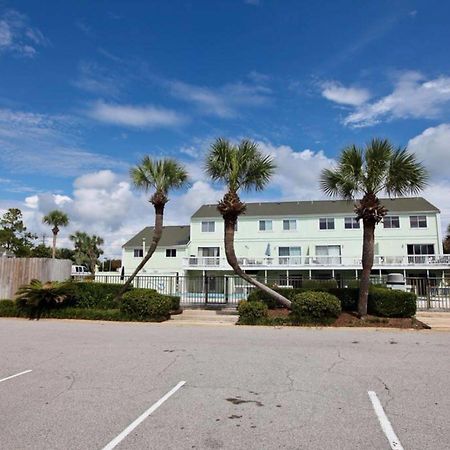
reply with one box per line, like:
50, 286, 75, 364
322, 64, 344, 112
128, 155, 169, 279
267, 309, 429, 329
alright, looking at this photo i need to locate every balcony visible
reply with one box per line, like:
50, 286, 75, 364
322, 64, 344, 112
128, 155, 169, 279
183, 255, 450, 270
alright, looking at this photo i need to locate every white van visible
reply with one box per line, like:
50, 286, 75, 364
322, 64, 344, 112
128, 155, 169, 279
71, 265, 92, 278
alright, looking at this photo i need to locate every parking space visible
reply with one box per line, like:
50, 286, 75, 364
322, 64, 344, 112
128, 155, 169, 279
0, 319, 449, 449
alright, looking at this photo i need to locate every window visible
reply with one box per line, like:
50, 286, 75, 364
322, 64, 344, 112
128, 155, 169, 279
319, 218, 335, 230
283, 219, 297, 231
133, 249, 143, 258
259, 220, 273, 231
166, 249, 177, 258
278, 246, 301, 265
315, 245, 341, 264
344, 217, 360, 229
407, 244, 435, 263
198, 247, 220, 266
201, 221, 215, 232
384, 216, 400, 229
410, 215, 427, 228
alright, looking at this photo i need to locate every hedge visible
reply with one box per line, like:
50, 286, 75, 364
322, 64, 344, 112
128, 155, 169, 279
0, 300, 17, 317
237, 300, 268, 325
368, 287, 416, 318
67, 282, 132, 309
165, 295, 181, 311
290, 291, 341, 325
120, 290, 172, 321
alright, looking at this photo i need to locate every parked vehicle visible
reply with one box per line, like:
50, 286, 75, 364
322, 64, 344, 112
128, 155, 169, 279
71, 265, 92, 278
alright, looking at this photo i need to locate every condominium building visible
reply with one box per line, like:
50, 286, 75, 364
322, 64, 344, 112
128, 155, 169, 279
121, 197, 449, 286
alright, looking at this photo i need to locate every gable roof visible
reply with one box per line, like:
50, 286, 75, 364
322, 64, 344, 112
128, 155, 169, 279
123, 225, 190, 248
192, 197, 439, 218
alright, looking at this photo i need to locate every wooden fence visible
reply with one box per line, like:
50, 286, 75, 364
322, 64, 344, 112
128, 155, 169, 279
0, 258, 72, 299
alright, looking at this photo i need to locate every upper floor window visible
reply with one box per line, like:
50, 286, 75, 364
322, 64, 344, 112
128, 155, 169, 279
283, 219, 297, 231
319, 217, 335, 230
166, 249, 177, 258
259, 220, 273, 231
133, 249, 143, 258
410, 215, 427, 228
407, 244, 434, 255
384, 216, 400, 229
344, 217, 360, 229
201, 221, 215, 232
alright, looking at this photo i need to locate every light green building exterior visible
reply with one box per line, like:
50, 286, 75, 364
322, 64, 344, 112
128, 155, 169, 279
121, 197, 449, 285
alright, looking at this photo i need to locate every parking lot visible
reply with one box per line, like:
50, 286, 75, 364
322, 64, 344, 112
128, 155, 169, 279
0, 318, 449, 449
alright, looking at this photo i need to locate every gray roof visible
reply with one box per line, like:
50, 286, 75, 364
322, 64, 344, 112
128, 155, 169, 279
192, 197, 439, 218
123, 225, 190, 248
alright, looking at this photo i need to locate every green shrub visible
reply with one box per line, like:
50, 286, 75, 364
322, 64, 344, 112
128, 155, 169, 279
290, 291, 341, 325
68, 282, 132, 309
237, 300, 268, 325
328, 288, 359, 311
0, 300, 17, 317
368, 287, 416, 318
302, 279, 338, 289
164, 295, 181, 311
43, 307, 124, 321
120, 290, 171, 321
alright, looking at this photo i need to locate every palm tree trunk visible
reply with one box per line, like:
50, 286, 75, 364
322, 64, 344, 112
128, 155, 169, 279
224, 217, 291, 309
115, 203, 165, 300
358, 220, 375, 316
52, 232, 57, 259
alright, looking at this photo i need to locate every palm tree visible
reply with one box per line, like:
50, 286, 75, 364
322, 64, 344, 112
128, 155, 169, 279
321, 138, 428, 316
205, 138, 291, 308
70, 231, 104, 274
443, 224, 450, 254
115, 157, 189, 299
42, 210, 69, 259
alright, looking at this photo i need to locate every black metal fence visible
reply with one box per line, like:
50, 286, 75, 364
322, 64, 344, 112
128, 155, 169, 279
94, 274, 450, 310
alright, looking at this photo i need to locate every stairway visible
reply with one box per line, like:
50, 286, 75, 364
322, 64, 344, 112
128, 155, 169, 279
169, 308, 238, 326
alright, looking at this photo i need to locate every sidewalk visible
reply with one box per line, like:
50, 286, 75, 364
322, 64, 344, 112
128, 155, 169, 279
416, 312, 450, 331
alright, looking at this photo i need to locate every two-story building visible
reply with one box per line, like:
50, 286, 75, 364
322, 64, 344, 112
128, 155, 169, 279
121, 197, 449, 289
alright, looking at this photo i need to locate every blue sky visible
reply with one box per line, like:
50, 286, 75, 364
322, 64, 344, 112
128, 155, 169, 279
1, 0, 450, 255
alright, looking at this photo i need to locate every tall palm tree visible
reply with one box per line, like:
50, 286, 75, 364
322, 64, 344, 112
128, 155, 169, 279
444, 224, 450, 254
42, 210, 69, 259
205, 138, 291, 308
321, 138, 428, 316
70, 231, 104, 274
115, 157, 189, 299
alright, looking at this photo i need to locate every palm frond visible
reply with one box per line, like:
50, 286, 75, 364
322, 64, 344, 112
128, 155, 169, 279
42, 210, 69, 228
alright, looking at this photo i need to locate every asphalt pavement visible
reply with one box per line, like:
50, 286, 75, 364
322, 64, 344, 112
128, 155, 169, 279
0, 318, 449, 449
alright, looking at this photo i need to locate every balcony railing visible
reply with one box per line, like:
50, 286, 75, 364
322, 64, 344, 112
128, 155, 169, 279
183, 255, 450, 269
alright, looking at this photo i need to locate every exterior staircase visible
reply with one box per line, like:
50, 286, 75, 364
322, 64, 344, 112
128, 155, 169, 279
169, 308, 238, 326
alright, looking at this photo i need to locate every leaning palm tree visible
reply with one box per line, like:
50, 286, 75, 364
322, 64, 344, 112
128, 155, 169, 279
42, 210, 69, 258
115, 157, 189, 299
321, 138, 428, 316
205, 138, 291, 308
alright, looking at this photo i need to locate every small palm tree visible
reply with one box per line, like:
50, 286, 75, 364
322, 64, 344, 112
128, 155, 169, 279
42, 210, 69, 258
321, 138, 428, 316
115, 157, 189, 299
70, 231, 104, 274
205, 138, 291, 308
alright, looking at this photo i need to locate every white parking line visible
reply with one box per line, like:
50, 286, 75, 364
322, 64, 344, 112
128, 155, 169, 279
0, 369, 32, 384
101, 380, 186, 450
368, 391, 404, 450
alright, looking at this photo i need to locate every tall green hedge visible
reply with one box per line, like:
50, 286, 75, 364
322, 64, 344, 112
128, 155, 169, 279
291, 291, 341, 325
120, 290, 172, 321
368, 287, 416, 318
67, 282, 132, 309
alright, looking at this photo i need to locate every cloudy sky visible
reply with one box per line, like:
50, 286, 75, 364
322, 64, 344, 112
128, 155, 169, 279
1, 0, 450, 257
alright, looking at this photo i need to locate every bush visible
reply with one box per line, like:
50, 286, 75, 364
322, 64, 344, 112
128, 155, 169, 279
120, 290, 172, 321
302, 279, 338, 289
368, 287, 417, 318
68, 282, 132, 309
290, 291, 341, 325
43, 307, 124, 321
164, 295, 181, 311
0, 300, 17, 317
328, 288, 359, 311
237, 300, 268, 325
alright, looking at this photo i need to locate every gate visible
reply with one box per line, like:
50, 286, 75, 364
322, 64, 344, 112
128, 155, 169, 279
408, 277, 450, 310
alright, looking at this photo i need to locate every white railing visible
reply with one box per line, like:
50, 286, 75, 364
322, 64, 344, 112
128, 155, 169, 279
183, 255, 450, 269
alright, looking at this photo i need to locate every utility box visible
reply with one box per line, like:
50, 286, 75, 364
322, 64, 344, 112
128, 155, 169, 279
386, 273, 407, 291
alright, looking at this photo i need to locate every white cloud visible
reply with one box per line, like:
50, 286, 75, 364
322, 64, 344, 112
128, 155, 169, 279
168, 80, 271, 118
0, 9, 47, 57
344, 72, 450, 127
0, 107, 126, 177
73, 61, 122, 97
321, 81, 371, 106
258, 142, 335, 200
87, 100, 186, 128
407, 123, 450, 180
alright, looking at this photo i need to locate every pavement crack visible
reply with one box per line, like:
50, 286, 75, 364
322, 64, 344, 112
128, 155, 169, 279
327, 349, 346, 373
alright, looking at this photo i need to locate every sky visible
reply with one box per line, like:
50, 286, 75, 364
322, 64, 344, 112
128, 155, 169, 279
1, 0, 450, 257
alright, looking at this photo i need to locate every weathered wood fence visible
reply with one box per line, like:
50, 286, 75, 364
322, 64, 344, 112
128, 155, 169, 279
0, 258, 72, 299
